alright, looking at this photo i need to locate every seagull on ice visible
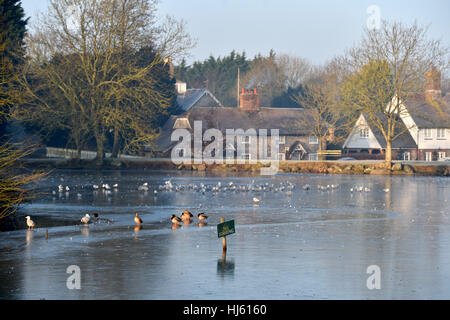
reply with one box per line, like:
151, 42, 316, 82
93, 184, 99, 190
134, 212, 143, 225
113, 184, 118, 189
383, 188, 390, 193
58, 185, 64, 193
138, 183, 149, 191
253, 197, 260, 203
25, 216, 36, 229
81, 214, 90, 224
65, 186, 70, 192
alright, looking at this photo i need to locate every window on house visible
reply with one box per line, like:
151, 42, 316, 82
309, 136, 318, 144
278, 153, 285, 161
241, 136, 250, 144
359, 127, 369, 138
438, 152, 446, 160
279, 136, 286, 144
437, 129, 446, 139
309, 153, 318, 160
424, 128, 433, 139
241, 153, 250, 160
403, 152, 411, 161
425, 152, 432, 161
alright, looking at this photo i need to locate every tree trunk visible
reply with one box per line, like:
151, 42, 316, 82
385, 140, 392, 169
111, 129, 120, 158
318, 137, 323, 161
75, 138, 82, 160
94, 128, 105, 163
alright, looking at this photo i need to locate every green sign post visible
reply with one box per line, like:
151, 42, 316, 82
217, 219, 235, 238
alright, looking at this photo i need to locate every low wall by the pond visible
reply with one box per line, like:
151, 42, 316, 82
19, 158, 450, 176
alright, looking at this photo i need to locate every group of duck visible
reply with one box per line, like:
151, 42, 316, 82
170, 210, 208, 225
25, 210, 207, 230
79, 210, 207, 227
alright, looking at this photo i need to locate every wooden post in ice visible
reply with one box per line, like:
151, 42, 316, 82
45, 229, 48, 240
220, 217, 227, 252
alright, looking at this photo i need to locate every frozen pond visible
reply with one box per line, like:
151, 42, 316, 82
1, 169, 450, 299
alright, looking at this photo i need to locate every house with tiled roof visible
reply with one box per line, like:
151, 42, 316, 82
155, 86, 326, 160
175, 81, 223, 111
343, 66, 450, 161
342, 113, 418, 160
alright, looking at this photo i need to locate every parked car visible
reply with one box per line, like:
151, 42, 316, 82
337, 157, 357, 161
438, 157, 450, 162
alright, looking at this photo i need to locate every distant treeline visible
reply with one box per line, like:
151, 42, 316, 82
174, 50, 311, 108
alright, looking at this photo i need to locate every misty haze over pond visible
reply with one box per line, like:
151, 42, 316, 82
1, 170, 449, 299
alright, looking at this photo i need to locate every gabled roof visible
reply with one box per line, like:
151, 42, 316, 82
403, 93, 450, 128
344, 113, 417, 149
369, 116, 417, 149
176, 89, 223, 112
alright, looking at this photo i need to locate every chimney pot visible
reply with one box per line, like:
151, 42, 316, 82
425, 65, 441, 99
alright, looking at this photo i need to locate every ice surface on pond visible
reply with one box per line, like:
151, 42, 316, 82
0, 169, 449, 299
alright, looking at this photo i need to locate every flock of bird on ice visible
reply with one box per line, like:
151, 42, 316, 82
24, 179, 390, 230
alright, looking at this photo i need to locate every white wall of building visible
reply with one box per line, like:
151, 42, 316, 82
344, 114, 382, 149
417, 128, 450, 149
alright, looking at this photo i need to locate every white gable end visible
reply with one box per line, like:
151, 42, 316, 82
343, 114, 382, 149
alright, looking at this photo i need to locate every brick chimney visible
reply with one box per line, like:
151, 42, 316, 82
239, 88, 260, 111
425, 65, 442, 99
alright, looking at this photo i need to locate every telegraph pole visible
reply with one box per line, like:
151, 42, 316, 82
237, 67, 240, 108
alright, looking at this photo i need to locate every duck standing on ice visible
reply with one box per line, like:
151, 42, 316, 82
134, 212, 143, 225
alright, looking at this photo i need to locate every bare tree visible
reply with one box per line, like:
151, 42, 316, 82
292, 66, 353, 157
18, 0, 194, 162
276, 54, 313, 89
344, 20, 449, 165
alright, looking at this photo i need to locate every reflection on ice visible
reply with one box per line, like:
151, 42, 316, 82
80, 225, 89, 237
1, 170, 450, 299
217, 256, 235, 279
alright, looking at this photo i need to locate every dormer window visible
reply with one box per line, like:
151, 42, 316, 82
437, 128, 446, 139
359, 127, 369, 138
424, 128, 432, 139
